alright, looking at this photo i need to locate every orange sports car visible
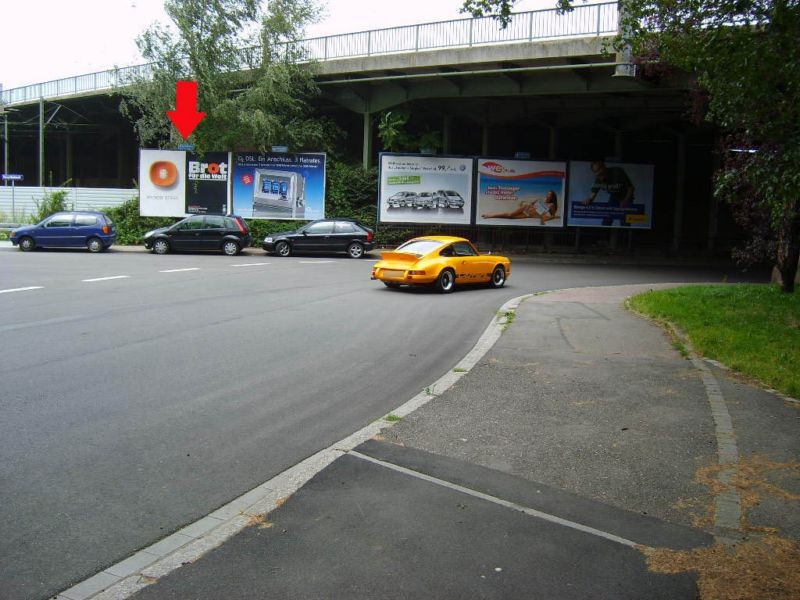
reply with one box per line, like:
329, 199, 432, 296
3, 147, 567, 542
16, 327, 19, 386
371, 235, 511, 293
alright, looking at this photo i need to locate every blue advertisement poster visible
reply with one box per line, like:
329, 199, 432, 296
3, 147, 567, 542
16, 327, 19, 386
567, 160, 654, 229
475, 158, 567, 227
232, 152, 326, 220
378, 154, 474, 225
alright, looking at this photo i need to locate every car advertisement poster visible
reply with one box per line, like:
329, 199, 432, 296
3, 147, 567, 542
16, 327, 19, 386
475, 158, 567, 227
378, 153, 473, 225
139, 149, 187, 217
185, 151, 231, 216
231, 152, 326, 220
567, 160, 654, 229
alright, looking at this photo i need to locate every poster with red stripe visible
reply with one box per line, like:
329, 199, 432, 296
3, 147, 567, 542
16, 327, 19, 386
475, 159, 567, 227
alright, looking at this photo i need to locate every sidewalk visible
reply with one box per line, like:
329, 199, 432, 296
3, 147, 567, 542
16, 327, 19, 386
62, 283, 798, 600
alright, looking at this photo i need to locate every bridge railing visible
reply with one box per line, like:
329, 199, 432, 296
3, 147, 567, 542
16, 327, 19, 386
1, 2, 617, 106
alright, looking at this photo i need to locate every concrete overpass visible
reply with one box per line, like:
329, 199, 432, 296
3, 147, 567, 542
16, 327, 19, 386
0, 3, 731, 255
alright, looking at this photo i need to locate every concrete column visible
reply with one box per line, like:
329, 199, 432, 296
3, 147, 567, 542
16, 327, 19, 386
671, 134, 687, 254
39, 98, 45, 187
548, 126, 558, 160
362, 112, 373, 169
65, 129, 74, 185
442, 115, 453, 154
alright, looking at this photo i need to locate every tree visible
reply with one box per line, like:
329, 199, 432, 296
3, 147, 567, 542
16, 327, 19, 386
462, 0, 800, 292
120, 0, 340, 155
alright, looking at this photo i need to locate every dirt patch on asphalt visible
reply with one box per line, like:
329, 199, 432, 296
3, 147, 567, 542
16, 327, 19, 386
643, 455, 800, 599
643, 536, 800, 600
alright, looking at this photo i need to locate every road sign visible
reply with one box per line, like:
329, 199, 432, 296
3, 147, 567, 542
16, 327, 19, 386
177, 144, 195, 151
2, 173, 23, 181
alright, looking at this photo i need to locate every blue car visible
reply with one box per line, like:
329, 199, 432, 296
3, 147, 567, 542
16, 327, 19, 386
10, 211, 117, 253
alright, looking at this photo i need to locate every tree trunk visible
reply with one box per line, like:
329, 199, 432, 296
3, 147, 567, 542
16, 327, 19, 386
775, 204, 800, 293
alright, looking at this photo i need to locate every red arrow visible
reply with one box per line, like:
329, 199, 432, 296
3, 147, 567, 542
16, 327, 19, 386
167, 81, 206, 140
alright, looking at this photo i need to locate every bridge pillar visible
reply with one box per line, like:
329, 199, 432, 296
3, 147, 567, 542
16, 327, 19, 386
442, 115, 452, 154
671, 133, 687, 254
362, 112, 373, 169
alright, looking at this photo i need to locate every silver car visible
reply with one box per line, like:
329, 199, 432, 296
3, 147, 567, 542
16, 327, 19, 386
436, 190, 465, 209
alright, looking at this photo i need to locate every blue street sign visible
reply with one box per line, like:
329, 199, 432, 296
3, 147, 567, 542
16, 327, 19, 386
177, 144, 195, 151
2, 173, 23, 181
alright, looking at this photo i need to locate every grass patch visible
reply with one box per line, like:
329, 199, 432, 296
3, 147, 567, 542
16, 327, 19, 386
629, 284, 800, 398
453, 367, 467, 373
384, 413, 402, 422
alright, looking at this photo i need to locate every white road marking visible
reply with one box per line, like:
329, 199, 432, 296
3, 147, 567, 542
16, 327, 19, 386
231, 262, 271, 267
0, 286, 44, 294
82, 276, 131, 283
350, 451, 641, 549
57, 294, 532, 600
159, 268, 200, 273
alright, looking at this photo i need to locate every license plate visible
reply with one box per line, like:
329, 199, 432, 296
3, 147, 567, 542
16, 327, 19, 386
382, 269, 404, 278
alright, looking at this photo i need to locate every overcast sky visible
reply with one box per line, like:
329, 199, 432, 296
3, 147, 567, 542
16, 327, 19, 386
0, 0, 564, 90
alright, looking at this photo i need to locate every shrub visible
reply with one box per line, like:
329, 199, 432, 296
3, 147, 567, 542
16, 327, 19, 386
104, 196, 176, 245
31, 189, 70, 223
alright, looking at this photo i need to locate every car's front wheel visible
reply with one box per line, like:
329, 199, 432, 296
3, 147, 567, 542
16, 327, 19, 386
18, 236, 35, 251
87, 237, 104, 253
222, 240, 240, 256
489, 265, 506, 288
153, 239, 170, 255
275, 241, 291, 257
434, 268, 455, 293
347, 242, 364, 259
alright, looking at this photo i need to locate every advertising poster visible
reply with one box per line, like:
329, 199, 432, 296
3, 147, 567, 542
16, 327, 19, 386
567, 160, 654, 229
378, 154, 473, 225
475, 158, 567, 227
139, 149, 186, 217
185, 152, 231, 216
232, 152, 326, 220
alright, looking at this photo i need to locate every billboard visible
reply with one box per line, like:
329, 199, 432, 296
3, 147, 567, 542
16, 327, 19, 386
567, 160, 654, 229
378, 154, 473, 224
139, 150, 186, 217
232, 152, 326, 220
185, 152, 231, 216
139, 149, 230, 217
475, 158, 567, 227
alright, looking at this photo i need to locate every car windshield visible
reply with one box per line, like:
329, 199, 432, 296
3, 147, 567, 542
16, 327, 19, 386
395, 239, 446, 257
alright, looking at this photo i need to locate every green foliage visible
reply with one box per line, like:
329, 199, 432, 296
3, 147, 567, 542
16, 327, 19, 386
31, 189, 70, 223
104, 197, 177, 245
377, 110, 441, 153
629, 284, 800, 398
119, 0, 340, 155
325, 160, 378, 227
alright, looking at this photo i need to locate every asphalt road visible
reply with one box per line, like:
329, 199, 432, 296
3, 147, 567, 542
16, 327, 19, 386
0, 246, 767, 600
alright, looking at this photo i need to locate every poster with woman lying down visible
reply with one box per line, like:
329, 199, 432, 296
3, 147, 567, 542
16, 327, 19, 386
475, 158, 567, 227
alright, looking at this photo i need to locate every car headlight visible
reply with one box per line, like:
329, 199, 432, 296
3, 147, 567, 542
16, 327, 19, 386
265, 237, 273, 243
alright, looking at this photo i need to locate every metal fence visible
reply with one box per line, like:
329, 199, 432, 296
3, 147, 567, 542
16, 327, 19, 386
0, 187, 138, 224
1, 3, 618, 106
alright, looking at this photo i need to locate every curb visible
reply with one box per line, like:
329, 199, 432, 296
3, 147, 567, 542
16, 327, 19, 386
57, 293, 533, 600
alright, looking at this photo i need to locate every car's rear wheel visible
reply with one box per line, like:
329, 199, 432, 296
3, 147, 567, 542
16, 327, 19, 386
434, 268, 455, 293
347, 242, 364, 259
275, 241, 291, 257
489, 265, 506, 288
153, 239, 170, 255
19, 236, 35, 251
222, 240, 240, 256
87, 237, 104, 253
